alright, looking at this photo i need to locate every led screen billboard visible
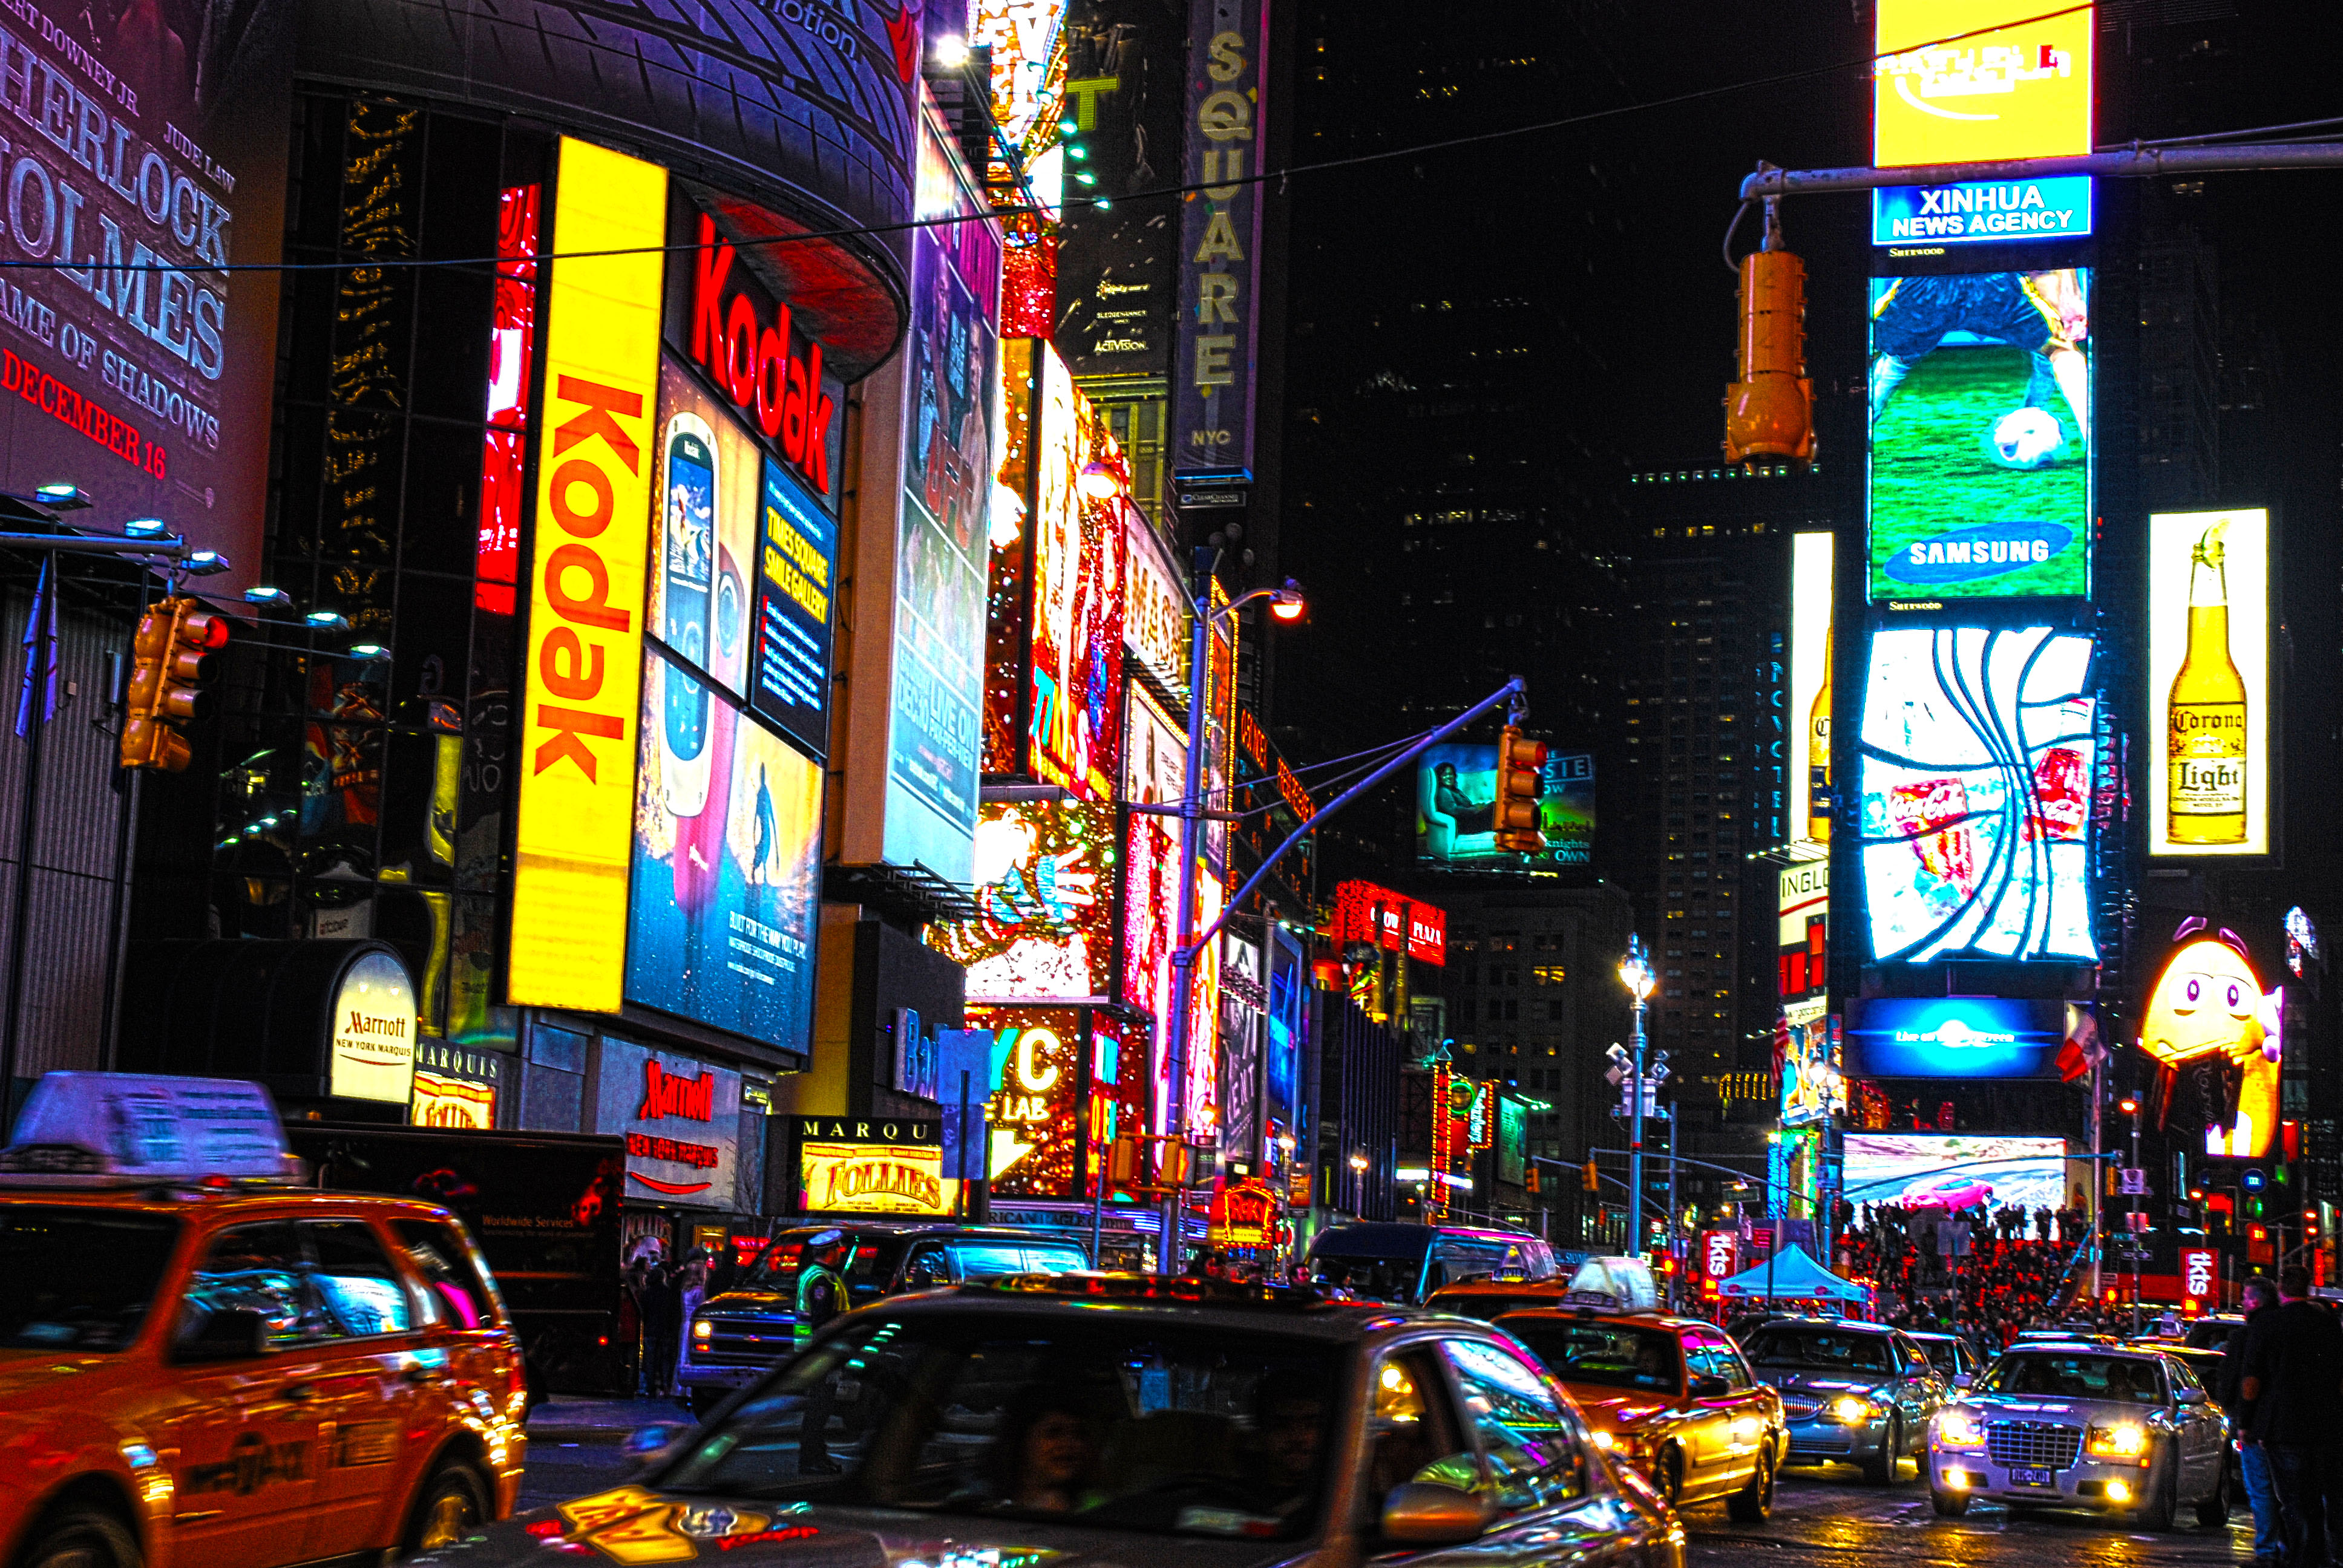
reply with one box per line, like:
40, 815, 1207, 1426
626, 650, 823, 1048
2148, 509, 2270, 858
1779, 1003, 1840, 1127
1415, 743, 1594, 871
930, 802, 1116, 1002
1872, 177, 2093, 247
797, 1120, 948, 1217
1842, 1132, 2069, 1213
0, 0, 289, 595
883, 113, 1001, 886
2142, 927, 2281, 1160
1027, 346, 1124, 801
1843, 997, 2069, 1079
1789, 532, 1834, 841
749, 460, 837, 759
968, 1007, 1084, 1198
1874, 1, 2093, 168
1858, 626, 2096, 963
1778, 859, 1828, 1002
1869, 268, 2091, 599
510, 139, 666, 1011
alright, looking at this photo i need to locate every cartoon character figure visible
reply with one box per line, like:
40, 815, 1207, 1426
2139, 919, 2282, 1158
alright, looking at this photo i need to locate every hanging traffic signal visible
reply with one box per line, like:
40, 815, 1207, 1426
1525, 1163, 1541, 1196
1493, 726, 1548, 855
1723, 246, 1813, 465
1581, 1159, 1599, 1195
119, 596, 226, 772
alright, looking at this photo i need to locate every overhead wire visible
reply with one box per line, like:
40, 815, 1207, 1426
0, 5, 2101, 280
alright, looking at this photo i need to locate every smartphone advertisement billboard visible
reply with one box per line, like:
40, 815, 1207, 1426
1875, 1, 2092, 168
650, 356, 759, 700
1415, 742, 1594, 871
626, 649, 824, 1048
2148, 509, 2270, 858
1869, 268, 2091, 599
1858, 626, 2096, 963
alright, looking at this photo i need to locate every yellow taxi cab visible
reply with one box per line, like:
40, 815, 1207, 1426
0, 1074, 527, 1568
1497, 1307, 1787, 1521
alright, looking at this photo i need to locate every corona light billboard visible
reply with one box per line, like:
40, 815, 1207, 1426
1875, 1, 2093, 168
1789, 532, 1834, 841
2148, 509, 2271, 858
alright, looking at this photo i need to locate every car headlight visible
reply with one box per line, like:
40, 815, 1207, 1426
1937, 1409, 1985, 1448
1591, 1430, 1616, 1450
2087, 1423, 2148, 1460
1832, 1395, 1876, 1423
692, 1319, 713, 1340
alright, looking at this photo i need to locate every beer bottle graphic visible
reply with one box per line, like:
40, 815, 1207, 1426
1809, 622, 1833, 841
2168, 518, 2247, 843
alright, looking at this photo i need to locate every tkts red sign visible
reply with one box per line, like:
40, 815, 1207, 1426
688, 213, 837, 495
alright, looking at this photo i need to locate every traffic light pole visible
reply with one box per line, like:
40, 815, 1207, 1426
1156, 668, 1530, 1272
1736, 140, 2343, 203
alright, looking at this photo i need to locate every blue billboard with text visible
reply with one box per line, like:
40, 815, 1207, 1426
1873, 178, 2092, 247
1843, 997, 2069, 1079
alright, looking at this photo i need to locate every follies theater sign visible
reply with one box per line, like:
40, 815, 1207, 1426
796, 1117, 947, 1217
597, 1039, 741, 1207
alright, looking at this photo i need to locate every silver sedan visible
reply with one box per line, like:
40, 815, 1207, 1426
1925, 1343, 2230, 1528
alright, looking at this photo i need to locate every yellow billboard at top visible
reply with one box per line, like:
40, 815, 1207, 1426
1875, 1, 2093, 168
509, 138, 669, 1009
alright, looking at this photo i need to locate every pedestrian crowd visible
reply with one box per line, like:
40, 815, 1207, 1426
1837, 1201, 2091, 1345
621, 1233, 715, 1402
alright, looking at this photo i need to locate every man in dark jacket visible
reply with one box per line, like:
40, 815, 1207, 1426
2241, 1266, 2343, 1568
2228, 1277, 2284, 1565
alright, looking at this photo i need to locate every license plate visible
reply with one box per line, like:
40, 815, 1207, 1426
2011, 1468, 2057, 1488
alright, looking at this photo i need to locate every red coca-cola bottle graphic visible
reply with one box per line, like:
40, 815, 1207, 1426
2027, 746, 2088, 842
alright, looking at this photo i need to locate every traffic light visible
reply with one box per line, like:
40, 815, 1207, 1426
119, 596, 227, 771
1723, 246, 1813, 465
1493, 726, 1547, 854
1525, 1164, 1541, 1197
1581, 1159, 1599, 1195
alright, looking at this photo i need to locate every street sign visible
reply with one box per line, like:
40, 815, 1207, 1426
2119, 1167, 2149, 1195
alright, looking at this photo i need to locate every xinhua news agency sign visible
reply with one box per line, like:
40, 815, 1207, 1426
1873, 177, 2092, 247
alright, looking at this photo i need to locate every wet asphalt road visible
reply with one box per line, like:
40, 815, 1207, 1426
516, 1434, 2256, 1566
1686, 1458, 2250, 1568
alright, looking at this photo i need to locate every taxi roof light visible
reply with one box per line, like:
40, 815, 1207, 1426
975, 1271, 1343, 1309
1, 1072, 294, 1187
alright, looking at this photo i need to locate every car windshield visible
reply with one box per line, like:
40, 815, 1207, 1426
1310, 1255, 1420, 1302
2186, 1320, 2238, 1351
1429, 1292, 1558, 1322
1981, 1354, 2166, 1403
946, 1244, 1090, 1279
1502, 1319, 1681, 1393
659, 1312, 1343, 1540
1742, 1327, 1895, 1374
1910, 1338, 1964, 1374
0, 1207, 181, 1351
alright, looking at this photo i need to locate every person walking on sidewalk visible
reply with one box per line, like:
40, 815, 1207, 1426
2226, 1276, 2284, 1566
2241, 1266, 2343, 1568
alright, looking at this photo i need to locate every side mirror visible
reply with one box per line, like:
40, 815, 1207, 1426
2177, 1387, 2207, 1405
900, 1264, 942, 1290
175, 1308, 272, 1362
1689, 1374, 1731, 1399
1380, 1480, 1491, 1547
1953, 1372, 1974, 1390
621, 1422, 691, 1474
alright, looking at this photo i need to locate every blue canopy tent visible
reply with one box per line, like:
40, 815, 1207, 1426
1714, 1243, 1872, 1306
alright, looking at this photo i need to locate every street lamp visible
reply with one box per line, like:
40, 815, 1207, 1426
2119, 1093, 2143, 1333
1617, 933, 1656, 1258
1156, 559, 1309, 1272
